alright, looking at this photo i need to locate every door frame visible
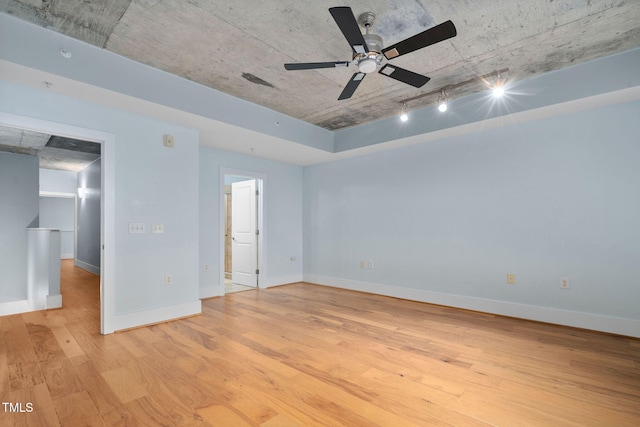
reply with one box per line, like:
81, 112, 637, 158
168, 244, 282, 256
219, 168, 266, 290
0, 112, 116, 334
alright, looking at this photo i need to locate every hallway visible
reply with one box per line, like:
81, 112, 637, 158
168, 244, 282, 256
59, 259, 101, 330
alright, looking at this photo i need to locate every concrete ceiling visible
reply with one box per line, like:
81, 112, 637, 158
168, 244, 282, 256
0, 125, 100, 171
1, 0, 638, 131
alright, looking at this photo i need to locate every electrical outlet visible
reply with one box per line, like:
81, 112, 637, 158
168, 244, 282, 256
165, 275, 173, 286
203, 264, 209, 272
507, 273, 516, 285
163, 134, 174, 147
368, 260, 374, 269
560, 277, 570, 289
360, 260, 366, 269
152, 224, 164, 234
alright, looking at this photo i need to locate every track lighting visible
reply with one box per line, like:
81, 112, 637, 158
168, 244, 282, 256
437, 89, 448, 112
397, 68, 509, 115
400, 102, 409, 122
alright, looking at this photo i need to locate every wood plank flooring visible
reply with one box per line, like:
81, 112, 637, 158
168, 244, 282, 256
1, 260, 639, 426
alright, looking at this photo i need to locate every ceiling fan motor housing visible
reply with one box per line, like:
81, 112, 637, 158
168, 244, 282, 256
364, 33, 383, 53
355, 33, 383, 73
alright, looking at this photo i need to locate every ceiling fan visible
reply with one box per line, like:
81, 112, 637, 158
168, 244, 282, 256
284, 6, 457, 100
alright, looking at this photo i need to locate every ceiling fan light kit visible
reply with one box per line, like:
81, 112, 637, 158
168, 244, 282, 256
357, 56, 379, 74
284, 6, 457, 101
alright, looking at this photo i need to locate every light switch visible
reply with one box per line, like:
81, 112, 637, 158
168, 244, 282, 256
152, 224, 164, 234
128, 222, 146, 234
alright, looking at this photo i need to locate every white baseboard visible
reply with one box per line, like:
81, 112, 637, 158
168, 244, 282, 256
112, 300, 202, 332
0, 299, 32, 317
200, 285, 224, 299
263, 274, 303, 289
46, 294, 62, 309
61, 253, 74, 260
304, 274, 640, 339
74, 259, 100, 275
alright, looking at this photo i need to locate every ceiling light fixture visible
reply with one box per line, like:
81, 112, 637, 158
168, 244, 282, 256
60, 48, 72, 59
400, 102, 409, 122
437, 89, 448, 112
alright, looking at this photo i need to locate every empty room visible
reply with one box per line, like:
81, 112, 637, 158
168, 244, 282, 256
1, 1, 639, 425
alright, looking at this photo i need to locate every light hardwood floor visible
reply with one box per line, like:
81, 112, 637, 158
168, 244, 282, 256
1, 260, 639, 426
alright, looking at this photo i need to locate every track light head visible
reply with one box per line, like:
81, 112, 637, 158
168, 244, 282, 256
437, 89, 448, 112
400, 102, 409, 121
492, 73, 506, 97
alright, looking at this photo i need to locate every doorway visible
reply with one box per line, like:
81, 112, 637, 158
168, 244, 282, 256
221, 169, 265, 294
0, 112, 115, 334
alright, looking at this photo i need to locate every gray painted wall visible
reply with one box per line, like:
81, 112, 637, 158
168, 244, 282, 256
40, 169, 77, 194
303, 99, 640, 325
39, 196, 75, 258
0, 152, 39, 300
224, 174, 253, 185
77, 159, 101, 269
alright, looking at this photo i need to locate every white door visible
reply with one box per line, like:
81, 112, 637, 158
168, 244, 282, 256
231, 179, 257, 286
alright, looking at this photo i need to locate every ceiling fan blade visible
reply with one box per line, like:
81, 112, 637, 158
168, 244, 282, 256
338, 73, 366, 100
284, 61, 350, 70
379, 64, 430, 88
329, 7, 369, 54
382, 20, 457, 60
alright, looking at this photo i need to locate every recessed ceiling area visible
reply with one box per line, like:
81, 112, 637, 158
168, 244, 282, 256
1, 0, 638, 131
0, 125, 100, 171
